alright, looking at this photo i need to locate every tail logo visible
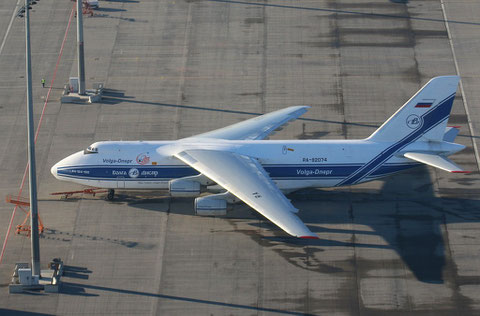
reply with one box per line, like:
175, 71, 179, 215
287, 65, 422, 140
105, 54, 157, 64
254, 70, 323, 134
406, 114, 422, 129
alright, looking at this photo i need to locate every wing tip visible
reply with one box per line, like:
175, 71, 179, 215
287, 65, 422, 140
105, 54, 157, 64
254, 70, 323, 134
299, 235, 319, 239
290, 105, 311, 113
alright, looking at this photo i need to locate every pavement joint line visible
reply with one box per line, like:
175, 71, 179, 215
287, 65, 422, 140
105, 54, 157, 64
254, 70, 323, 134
0, 0, 22, 58
173, 3, 193, 140
441, 0, 480, 172
0, 3, 76, 266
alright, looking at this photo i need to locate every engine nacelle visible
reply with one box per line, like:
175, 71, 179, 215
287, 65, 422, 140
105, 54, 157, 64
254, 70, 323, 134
169, 178, 201, 197
195, 195, 227, 216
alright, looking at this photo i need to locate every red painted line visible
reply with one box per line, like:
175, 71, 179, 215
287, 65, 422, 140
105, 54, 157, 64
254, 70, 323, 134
300, 236, 319, 239
451, 171, 472, 173
0, 4, 76, 265
415, 104, 432, 108
448, 126, 461, 129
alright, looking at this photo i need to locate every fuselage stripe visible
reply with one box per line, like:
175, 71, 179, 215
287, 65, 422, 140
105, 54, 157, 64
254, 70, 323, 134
56, 163, 419, 182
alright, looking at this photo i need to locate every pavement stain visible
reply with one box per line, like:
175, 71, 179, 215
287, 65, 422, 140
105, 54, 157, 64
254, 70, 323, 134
244, 17, 264, 25
41, 228, 156, 250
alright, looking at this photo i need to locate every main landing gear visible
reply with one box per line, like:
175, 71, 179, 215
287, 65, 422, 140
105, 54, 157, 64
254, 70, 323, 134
106, 189, 115, 201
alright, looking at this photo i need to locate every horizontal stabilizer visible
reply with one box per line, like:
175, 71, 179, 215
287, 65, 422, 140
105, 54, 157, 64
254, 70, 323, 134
404, 152, 469, 173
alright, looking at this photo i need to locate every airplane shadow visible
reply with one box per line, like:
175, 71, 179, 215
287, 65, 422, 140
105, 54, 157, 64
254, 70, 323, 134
113, 165, 480, 284
288, 167, 480, 284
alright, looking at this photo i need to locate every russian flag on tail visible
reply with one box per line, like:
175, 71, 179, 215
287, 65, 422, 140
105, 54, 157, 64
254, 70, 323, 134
415, 99, 435, 108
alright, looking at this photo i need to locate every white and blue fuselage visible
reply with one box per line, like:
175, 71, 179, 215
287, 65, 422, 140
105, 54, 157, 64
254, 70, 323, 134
51, 139, 422, 191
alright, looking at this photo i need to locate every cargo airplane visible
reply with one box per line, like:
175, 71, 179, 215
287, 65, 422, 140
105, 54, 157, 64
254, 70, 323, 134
51, 76, 468, 238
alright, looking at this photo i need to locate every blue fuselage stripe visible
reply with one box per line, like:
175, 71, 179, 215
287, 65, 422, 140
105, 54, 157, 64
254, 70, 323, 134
56, 163, 420, 182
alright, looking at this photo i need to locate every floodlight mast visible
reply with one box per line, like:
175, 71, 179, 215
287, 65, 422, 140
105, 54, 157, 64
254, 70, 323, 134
24, 0, 41, 277
76, 0, 86, 95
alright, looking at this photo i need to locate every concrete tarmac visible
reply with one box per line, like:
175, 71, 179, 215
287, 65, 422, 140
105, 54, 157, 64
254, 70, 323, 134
0, 0, 479, 315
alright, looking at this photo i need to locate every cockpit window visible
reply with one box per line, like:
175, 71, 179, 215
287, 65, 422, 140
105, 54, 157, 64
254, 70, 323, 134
84, 146, 99, 154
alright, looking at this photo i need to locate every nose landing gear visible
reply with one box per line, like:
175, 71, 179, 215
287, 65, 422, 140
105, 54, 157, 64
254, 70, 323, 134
106, 189, 115, 201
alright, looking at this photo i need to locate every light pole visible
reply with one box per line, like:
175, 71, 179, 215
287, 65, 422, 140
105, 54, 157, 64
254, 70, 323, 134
23, 0, 41, 277
76, 0, 86, 95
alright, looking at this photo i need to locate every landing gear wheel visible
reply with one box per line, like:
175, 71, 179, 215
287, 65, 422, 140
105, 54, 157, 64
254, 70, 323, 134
106, 189, 115, 201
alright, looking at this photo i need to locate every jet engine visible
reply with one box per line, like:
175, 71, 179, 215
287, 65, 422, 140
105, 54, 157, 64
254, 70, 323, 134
169, 178, 201, 197
194, 194, 228, 216
169, 174, 216, 197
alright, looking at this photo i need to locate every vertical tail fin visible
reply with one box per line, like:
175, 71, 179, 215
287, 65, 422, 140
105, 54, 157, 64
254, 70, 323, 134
368, 76, 460, 142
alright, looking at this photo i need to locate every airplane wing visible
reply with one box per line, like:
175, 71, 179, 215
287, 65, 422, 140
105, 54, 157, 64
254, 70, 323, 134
175, 149, 318, 238
404, 152, 470, 173
186, 106, 310, 140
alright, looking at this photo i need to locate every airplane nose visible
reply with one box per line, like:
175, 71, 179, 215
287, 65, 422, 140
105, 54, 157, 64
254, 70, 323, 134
51, 163, 58, 178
